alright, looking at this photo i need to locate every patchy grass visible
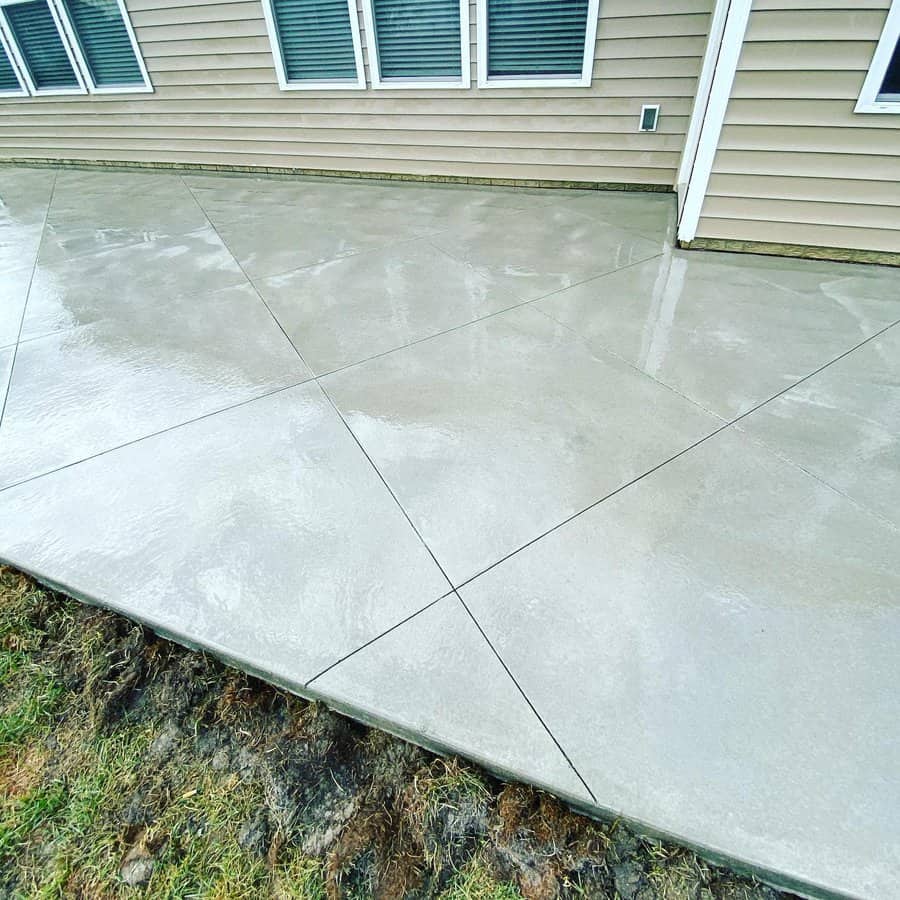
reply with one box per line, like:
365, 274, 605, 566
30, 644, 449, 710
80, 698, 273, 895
0, 567, 792, 899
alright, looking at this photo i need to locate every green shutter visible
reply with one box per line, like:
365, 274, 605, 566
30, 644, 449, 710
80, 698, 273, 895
0, 41, 22, 92
371, 0, 461, 80
271, 0, 358, 82
487, 0, 590, 78
4, 0, 80, 90
61, 0, 144, 88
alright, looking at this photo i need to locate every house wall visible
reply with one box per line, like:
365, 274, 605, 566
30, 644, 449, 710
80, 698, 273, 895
694, 0, 900, 255
0, 0, 714, 187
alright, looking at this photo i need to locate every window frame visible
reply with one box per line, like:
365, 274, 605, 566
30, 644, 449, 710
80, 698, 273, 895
0, 0, 87, 95
855, 0, 900, 114
475, 0, 600, 90
0, 20, 28, 94
360, 0, 470, 90
260, 0, 366, 91
54, 0, 153, 94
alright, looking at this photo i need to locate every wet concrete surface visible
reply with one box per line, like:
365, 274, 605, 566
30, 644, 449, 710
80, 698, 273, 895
1, 165, 898, 899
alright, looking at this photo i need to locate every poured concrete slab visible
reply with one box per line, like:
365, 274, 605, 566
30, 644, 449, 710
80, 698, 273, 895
322, 305, 720, 584
460, 425, 900, 900
0, 165, 898, 900
740, 326, 900, 530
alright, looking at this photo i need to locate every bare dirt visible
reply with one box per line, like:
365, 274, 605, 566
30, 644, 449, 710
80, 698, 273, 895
0, 567, 794, 899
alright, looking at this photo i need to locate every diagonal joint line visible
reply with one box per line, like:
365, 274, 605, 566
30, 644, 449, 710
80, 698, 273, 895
455, 591, 598, 803
0, 171, 58, 432
303, 592, 453, 687
454, 314, 900, 594
315, 381, 455, 593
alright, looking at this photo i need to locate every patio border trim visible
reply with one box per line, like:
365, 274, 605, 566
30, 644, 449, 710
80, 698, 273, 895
0, 156, 673, 193
679, 236, 900, 268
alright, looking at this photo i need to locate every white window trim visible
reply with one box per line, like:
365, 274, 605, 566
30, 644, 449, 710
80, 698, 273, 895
361, 0, 470, 90
0, 21, 28, 93
260, 0, 365, 91
0, 0, 87, 95
53, 0, 152, 94
476, 0, 599, 90
855, 0, 900, 114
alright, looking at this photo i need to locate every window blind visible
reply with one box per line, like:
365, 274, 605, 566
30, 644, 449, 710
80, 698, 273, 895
487, 0, 589, 78
271, 0, 358, 82
371, 0, 461, 80
60, 0, 144, 88
879, 39, 899, 96
4, 0, 80, 90
0, 41, 22, 92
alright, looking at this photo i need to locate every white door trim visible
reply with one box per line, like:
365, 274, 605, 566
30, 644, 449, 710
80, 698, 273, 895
676, 0, 752, 245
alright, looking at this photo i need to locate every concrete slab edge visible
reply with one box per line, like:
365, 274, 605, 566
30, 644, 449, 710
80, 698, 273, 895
679, 237, 900, 269
0, 157, 673, 194
1, 555, 865, 900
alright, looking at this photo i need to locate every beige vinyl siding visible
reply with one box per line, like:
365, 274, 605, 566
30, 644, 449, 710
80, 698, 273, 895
696, 0, 900, 254
0, 0, 713, 185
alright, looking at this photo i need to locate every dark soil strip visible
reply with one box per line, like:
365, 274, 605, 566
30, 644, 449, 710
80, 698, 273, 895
0, 567, 793, 900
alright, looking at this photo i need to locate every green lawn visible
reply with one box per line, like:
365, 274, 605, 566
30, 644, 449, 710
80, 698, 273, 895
0, 567, 785, 899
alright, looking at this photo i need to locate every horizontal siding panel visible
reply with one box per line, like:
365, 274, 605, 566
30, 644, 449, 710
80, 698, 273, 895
706, 173, 900, 207
595, 36, 708, 60
126, 0, 249, 9
738, 41, 878, 71
135, 19, 268, 41
730, 69, 865, 100
700, 196, 900, 232
752, 0, 888, 10
717, 125, 900, 156
140, 36, 272, 56
724, 98, 898, 129
0, 137, 681, 167
130, 2, 265, 26
589, 0, 711, 16
0, 127, 689, 152
695, 218, 900, 255
592, 13, 710, 40
0, 113, 692, 132
2, 95, 697, 114
744, 10, 888, 41
1, 81, 703, 104
711, 149, 900, 182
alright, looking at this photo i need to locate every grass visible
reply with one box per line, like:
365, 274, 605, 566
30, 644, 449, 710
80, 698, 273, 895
0, 567, 787, 899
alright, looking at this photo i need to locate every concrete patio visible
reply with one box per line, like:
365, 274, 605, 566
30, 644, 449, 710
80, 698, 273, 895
1, 164, 898, 899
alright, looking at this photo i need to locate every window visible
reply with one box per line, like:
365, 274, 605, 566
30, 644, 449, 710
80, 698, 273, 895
856, 0, 900, 113
0, 25, 27, 93
361, 0, 469, 89
57, 0, 151, 92
0, 0, 149, 95
0, 0, 86, 94
476, 0, 599, 89
261, 0, 365, 90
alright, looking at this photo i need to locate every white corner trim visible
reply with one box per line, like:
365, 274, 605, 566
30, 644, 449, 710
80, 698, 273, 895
0, 21, 28, 94
675, 0, 729, 197
51, 0, 153, 94
362, 0, 470, 89
0, 0, 87, 95
677, 0, 751, 245
476, 0, 599, 89
855, 0, 900, 114
261, 0, 366, 91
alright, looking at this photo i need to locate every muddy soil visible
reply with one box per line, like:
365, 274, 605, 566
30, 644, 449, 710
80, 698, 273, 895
0, 568, 793, 899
